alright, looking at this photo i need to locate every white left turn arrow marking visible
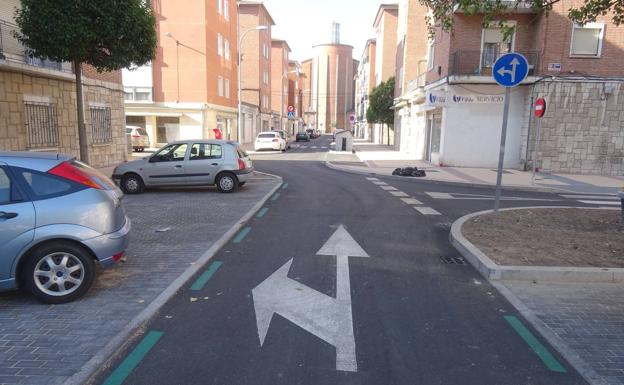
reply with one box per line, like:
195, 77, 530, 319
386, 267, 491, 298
252, 225, 369, 372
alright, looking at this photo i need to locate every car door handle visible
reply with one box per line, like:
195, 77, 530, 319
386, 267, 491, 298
211, 163, 219, 166
0, 212, 18, 219
174, 165, 183, 168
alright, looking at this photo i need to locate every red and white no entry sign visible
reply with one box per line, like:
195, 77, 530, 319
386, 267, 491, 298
534, 98, 546, 118
287, 105, 295, 112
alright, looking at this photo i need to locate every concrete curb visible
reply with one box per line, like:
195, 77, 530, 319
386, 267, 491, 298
450, 206, 624, 283
67, 172, 284, 385
324, 161, 567, 194
491, 282, 608, 385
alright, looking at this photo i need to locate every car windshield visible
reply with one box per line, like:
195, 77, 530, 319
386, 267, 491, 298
259, 133, 276, 138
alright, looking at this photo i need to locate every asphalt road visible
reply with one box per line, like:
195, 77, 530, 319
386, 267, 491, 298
98, 135, 589, 385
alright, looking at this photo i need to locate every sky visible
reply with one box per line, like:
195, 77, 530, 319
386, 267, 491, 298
261, 0, 382, 62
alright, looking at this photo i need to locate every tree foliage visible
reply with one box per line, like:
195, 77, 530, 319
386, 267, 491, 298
419, 0, 624, 39
15, 0, 157, 72
366, 77, 396, 127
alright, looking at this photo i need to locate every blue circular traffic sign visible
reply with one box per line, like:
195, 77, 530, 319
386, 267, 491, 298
493, 53, 529, 87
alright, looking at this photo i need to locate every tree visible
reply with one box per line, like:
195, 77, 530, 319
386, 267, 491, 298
366, 77, 395, 146
15, 0, 157, 164
419, 0, 624, 39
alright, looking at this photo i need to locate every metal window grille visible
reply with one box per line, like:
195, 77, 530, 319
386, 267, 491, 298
90, 107, 112, 144
24, 102, 59, 148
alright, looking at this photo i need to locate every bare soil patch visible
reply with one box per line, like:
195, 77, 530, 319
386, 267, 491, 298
462, 208, 624, 267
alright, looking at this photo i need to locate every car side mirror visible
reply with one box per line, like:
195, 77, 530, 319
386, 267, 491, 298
148, 156, 157, 163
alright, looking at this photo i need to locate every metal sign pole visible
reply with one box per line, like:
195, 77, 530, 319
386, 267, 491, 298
531, 117, 542, 186
494, 87, 511, 213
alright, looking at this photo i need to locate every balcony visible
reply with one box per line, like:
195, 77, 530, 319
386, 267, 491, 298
0, 20, 71, 73
450, 49, 539, 80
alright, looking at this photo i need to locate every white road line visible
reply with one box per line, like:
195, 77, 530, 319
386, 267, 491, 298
372, 181, 388, 185
380, 186, 397, 191
414, 206, 441, 215
366, 177, 379, 181
578, 200, 621, 206
321, 146, 328, 149
311, 146, 318, 149
389, 191, 409, 197
426, 192, 454, 199
401, 198, 423, 205
561, 195, 618, 200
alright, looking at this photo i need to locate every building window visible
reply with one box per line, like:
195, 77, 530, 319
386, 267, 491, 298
224, 39, 230, 60
570, 23, 604, 57
24, 102, 59, 148
218, 76, 224, 96
481, 24, 515, 68
224, 0, 229, 20
427, 40, 435, 70
123, 87, 153, 102
217, 0, 222, 14
90, 106, 113, 144
218, 33, 223, 56
225, 78, 230, 98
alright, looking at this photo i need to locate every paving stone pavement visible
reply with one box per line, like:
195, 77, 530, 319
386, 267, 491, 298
503, 281, 624, 385
0, 173, 280, 385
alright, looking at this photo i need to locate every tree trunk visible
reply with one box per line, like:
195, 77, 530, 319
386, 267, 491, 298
387, 124, 390, 146
74, 60, 89, 163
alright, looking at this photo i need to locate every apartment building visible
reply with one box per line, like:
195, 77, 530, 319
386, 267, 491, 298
386, 0, 623, 175
354, 39, 377, 140
239, 1, 275, 137
0, 1, 127, 168
287, 61, 305, 134
393, 0, 429, 156
300, 59, 315, 129
308, 23, 357, 134
270, 40, 291, 131
123, 0, 238, 147
372, 4, 399, 144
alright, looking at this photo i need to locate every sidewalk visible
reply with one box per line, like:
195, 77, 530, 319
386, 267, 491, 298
0, 173, 282, 385
329, 142, 624, 195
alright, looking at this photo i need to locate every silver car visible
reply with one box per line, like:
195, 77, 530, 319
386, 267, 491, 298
0, 152, 130, 304
126, 126, 150, 152
112, 140, 254, 194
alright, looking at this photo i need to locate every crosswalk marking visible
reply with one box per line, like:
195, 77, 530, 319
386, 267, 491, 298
380, 186, 397, 191
401, 198, 423, 205
426, 192, 454, 199
311, 146, 318, 149
560, 195, 618, 200
372, 181, 387, 185
414, 207, 441, 215
389, 191, 409, 197
366, 177, 379, 181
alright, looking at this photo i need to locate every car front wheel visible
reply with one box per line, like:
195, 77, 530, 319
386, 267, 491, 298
216, 173, 239, 193
24, 242, 96, 304
121, 173, 144, 194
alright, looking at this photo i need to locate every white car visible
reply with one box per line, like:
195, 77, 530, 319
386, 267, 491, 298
254, 132, 286, 151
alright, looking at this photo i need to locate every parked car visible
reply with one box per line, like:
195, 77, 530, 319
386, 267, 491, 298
296, 131, 310, 142
272, 130, 292, 149
306, 129, 318, 139
113, 140, 253, 194
0, 152, 130, 304
126, 126, 150, 152
255, 132, 287, 152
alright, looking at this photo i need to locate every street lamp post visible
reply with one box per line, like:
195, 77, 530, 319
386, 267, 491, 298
238, 25, 268, 144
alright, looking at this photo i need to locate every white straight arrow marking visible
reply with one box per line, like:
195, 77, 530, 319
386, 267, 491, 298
252, 225, 369, 372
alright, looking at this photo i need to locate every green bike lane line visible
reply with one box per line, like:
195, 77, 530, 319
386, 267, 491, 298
271, 192, 281, 201
232, 226, 252, 244
256, 207, 269, 218
281, 182, 289, 190
504, 315, 567, 373
190, 261, 223, 291
102, 330, 164, 385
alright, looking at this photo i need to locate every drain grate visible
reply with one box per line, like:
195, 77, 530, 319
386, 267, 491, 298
440, 256, 467, 265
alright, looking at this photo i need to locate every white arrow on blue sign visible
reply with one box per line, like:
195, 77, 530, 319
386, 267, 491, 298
287, 111, 295, 119
493, 53, 529, 88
